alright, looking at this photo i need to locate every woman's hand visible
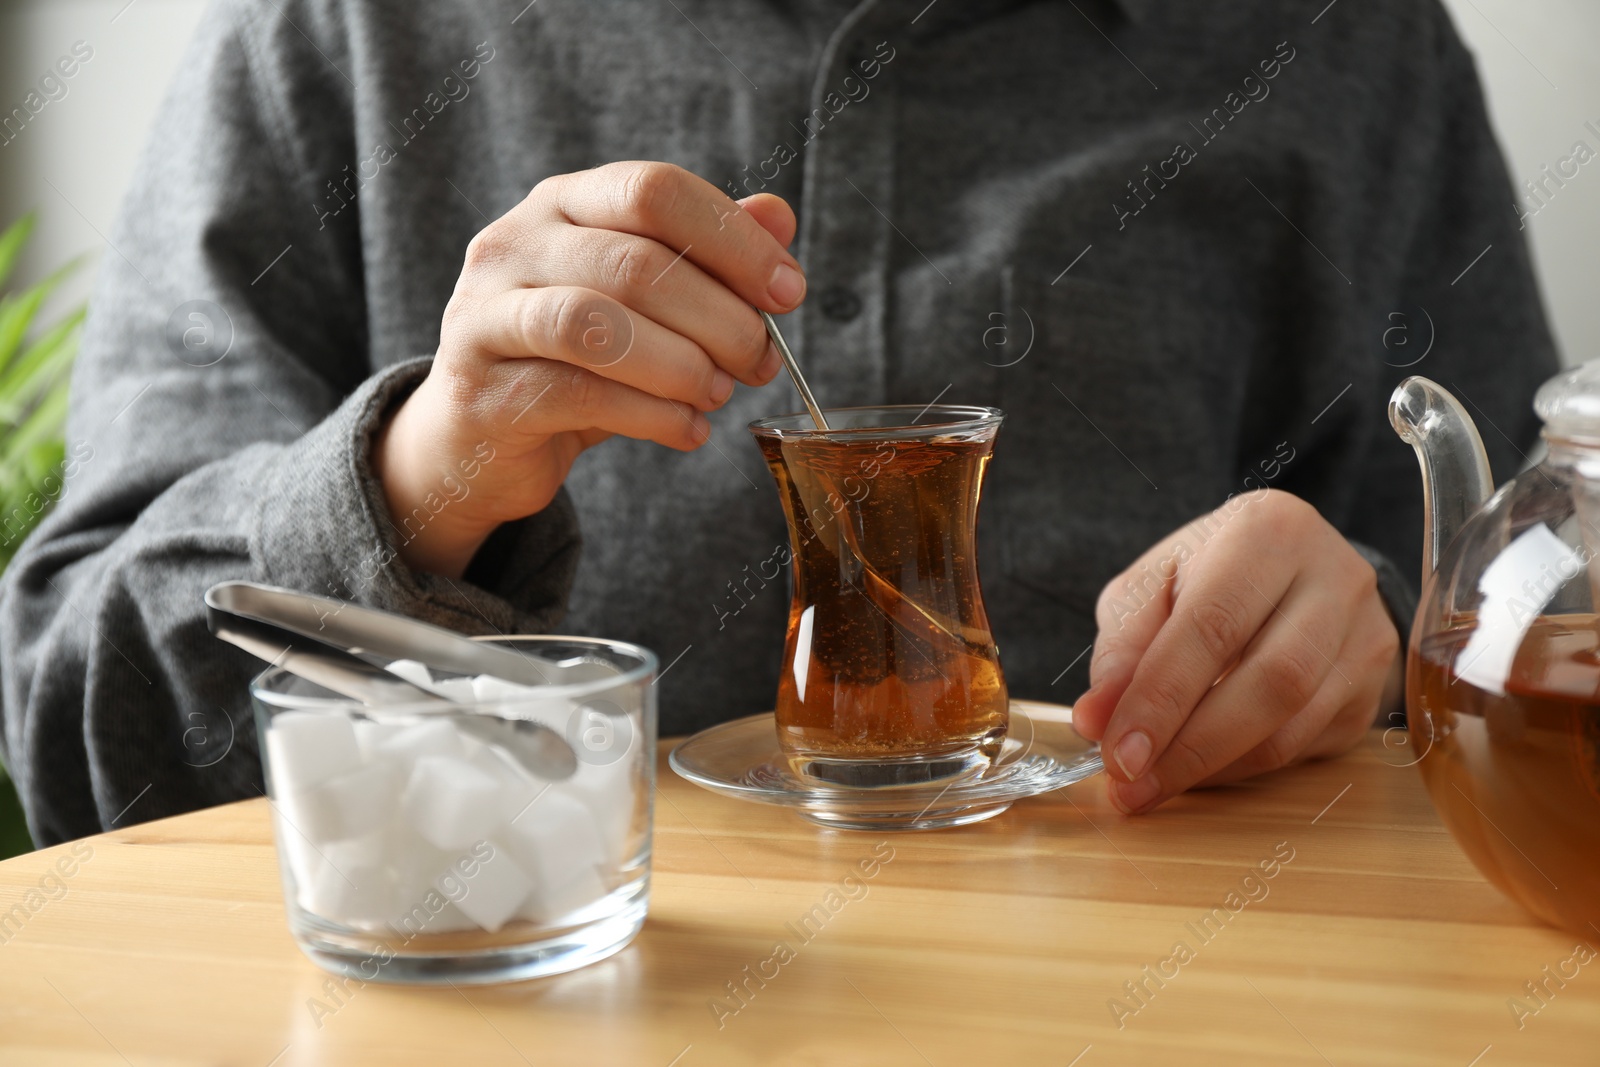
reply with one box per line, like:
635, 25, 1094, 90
1072, 490, 1403, 814
375, 161, 805, 578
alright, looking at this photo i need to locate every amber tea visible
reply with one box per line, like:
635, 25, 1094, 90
751, 406, 1007, 780
1410, 614, 1600, 935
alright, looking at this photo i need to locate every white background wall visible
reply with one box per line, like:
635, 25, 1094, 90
0, 0, 1596, 364
0, 0, 209, 318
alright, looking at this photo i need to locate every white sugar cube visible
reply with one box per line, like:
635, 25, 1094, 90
385, 659, 479, 704
401, 756, 501, 850
379, 718, 467, 763
300, 836, 395, 926
459, 718, 570, 784
384, 658, 436, 690
471, 676, 571, 734
383, 832, 454, 918
550, 864, 611, 920
561, 709, 642, 865
470, 674, 536, 704
424, 899, 481, 934
271, 806, 324, 892
469, 744, 548, 826
431, 676, 478, 703
278, 760, 403, 844
504, 789, 607, 892
388, 885, 482, 937
434, 840, 533, 933
383, 834, 492, 936
518, 862, 610, 925
390, 838, 508, 927
266, 712, 362, 792
353, 718, 402, 757
550, 656, 622, 685
562, 780, 640, 869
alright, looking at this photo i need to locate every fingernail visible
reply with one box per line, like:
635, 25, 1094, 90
757, 341, 783, 383
1111, 773, 1162, 814
691, 412, 712, 441
709, 368, 735, 406
1112, 730, 1153, 781
767, 263, 806, 309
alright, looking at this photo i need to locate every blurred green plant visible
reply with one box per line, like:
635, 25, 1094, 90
0, 213, 86, 859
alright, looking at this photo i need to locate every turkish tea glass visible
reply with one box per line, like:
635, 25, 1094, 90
750, 405, 1008, 785
251, 635, 656, 985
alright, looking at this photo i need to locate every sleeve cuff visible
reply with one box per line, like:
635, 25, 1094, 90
1349, 539, 1416, 729
1348, 540, 1418, 652
250, 357, 581, 633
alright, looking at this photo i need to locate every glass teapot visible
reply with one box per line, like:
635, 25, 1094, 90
1391, 363, 1600, 937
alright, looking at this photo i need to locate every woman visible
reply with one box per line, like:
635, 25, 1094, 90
0, 0, 1554, 843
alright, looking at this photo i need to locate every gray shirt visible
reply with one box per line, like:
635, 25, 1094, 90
0, 0, 1556, 844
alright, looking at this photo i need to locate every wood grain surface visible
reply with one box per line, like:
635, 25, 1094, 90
0, 725, 1593, 1066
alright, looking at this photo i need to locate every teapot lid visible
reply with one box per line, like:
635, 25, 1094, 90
1534, 359, 1600, 441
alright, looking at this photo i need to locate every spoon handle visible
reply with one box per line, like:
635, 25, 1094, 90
760, 311, 830, 431
208, 611, 448, 707
206, 581, 550, 686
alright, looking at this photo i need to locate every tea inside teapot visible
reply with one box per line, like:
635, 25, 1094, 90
1412, 612, 1600, 933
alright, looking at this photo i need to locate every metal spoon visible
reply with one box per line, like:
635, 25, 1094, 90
757, 312, 986, 652
761, 311, 829, 431
208, 605, 449, 707
206, 582, 577, 781
206, 581, 552, 686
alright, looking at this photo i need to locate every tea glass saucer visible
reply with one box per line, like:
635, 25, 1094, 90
668, 700, 1104, 831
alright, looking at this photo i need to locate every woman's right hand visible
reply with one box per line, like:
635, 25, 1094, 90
374, 161, 806, 578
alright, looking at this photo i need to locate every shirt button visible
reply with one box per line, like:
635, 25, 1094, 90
819, 286, 863, 322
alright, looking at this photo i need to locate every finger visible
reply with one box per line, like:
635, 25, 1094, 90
1075, 539, 1187, 741
488, 358, 711, 453
1193, 561, 1397, 788
738, 193, 798, 247
1098, 535, 1292, 785
1109, 574, 1346, 812
469, 286, 736, 411
1189, 671, 1353, 788
1192, 593, 1396, 788
541, 227, 779, 387
545, 161, 806, 313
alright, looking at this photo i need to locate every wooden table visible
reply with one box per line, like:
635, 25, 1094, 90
0, 728, 1594, 1066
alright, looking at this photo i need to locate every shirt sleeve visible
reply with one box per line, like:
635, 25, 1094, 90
1342, 2, 1559, 658
0, 1, 580, 846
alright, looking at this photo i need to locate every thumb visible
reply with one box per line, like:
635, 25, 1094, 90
546, 429, 614, 477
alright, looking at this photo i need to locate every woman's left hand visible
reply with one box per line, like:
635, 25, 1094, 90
1071, 489, 1403, 814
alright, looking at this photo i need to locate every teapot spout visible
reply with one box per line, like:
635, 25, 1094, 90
1389, 377, 1494, 583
